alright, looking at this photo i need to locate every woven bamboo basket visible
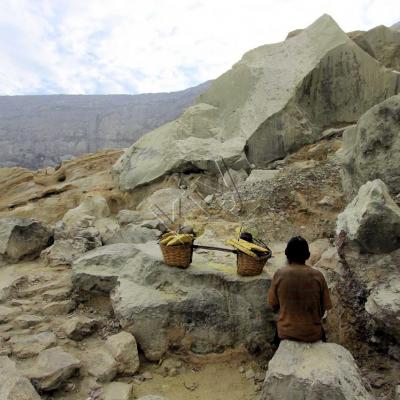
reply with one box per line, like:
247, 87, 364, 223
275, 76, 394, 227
160, 242, 193, 269
237, 252, 269, 276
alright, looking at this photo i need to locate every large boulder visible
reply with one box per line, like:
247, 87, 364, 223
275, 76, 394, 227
0, 217, 53, 263
260, 340, 373, 400
365, 274, 400, 341
0, 356, 41, 400
73, 243, 275, 360
113, 15, 400, 191
336, 179, 400, 253
338, 94, 400, 199
350, 25, 400, 71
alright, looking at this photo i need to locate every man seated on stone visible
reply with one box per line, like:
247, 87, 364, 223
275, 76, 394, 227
268, 236, 332, 344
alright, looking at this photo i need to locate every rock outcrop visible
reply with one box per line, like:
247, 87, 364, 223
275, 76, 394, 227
113, 14, 400, 191
0, 356, 41, 400
260, 340, 373, 400
73, 243, 275, 360
350, 25, 400, 71
365, 274, 400, 341
336, 179, 400, 253
0, 217, 53, 264
0, 82, 210, 169
338, 94, 400, 199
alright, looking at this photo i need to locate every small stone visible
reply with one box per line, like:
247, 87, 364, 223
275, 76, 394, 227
105, 331, 139, 375
27, 346, 81, 391
42, 300, 76, 316
10, 331, 57, 359
102, 382, 133, 400
62, 316, 98, 341
204, 195, 214, 204
14, 315, 46, 329
239, 366, 245, 374
86, 348, 117, 383
142, 371, 153, 380
245, 369, 255, 380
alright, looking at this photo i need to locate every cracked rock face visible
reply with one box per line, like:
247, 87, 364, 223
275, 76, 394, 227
336, 179, 400, 254
338, 94, 400, 199
113, 14, 400, 191
0, 217, 53, 264
260, 340, 373, 400
73, 243, 275, 361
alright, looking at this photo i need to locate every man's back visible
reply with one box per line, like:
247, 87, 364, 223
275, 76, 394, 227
268, 264, 332, 342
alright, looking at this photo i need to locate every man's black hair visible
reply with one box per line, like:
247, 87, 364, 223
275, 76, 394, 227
285, 236, 310, 264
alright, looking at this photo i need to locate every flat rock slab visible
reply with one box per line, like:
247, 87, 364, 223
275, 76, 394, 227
27, 346, 81, 391
0, 356, 40, 400
10, 331, 57, 359
260, 340, 373, 400
73, 243, 275, 361
101, 382, 132, 400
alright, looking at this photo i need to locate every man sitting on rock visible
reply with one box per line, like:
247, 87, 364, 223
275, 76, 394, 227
268, 236, 332, 344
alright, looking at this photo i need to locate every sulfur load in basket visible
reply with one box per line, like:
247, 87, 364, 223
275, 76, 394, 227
159, 232, 195, 269
227, 238, 271, 276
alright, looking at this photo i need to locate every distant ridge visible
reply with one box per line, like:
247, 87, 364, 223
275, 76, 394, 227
0, 81, 210, 169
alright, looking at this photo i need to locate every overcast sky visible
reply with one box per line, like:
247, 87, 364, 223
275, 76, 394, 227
0, 0, 398, 95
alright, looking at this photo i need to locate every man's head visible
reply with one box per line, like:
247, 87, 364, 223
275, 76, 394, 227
285, 236, 310, 264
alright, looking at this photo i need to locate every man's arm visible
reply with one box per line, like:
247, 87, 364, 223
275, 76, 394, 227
268, 272, 280, 312
321, 275, 333, 313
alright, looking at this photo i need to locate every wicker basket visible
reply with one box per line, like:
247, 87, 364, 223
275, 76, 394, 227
160, 242, 193, 269
237, 252, 269, 276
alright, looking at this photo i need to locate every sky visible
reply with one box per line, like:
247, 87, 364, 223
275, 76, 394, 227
0, 0, 399, 95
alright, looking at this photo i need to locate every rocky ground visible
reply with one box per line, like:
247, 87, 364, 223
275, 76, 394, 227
0, 125, 399, 399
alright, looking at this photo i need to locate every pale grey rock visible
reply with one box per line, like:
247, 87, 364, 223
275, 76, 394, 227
62, 194, 110, 227
27, 346, 81, 391
62, 316, 98, 341
73, 243, 275, 361
0, 217, 53, 262
392, 22, 400, 31
260, 340, 373, 400
0, 83, 209, 169
102, 382, 132, 400
86, 348, 117, 382
0, 356, 41, 400
105, 224, 159, 245
221, 168, 248, 188
338, 95, 400, 198
351, 25, 400, 71
365, 275, 400, 341
113, 15, 400, 191
105, 331, 140, 375
336, 180, 400, 253
117, 210, 142, 225
10, 332, 56, 359
42, 220, 102, 267
246, 169, 280, 183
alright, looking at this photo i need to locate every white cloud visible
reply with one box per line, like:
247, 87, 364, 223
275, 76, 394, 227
0, 0, 398, 95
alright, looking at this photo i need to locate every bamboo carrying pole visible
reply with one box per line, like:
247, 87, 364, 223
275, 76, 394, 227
192, 244, 237, 254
